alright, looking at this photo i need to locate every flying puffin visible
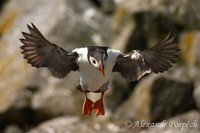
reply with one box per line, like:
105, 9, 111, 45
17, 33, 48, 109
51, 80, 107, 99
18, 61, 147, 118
20, 23, 179, 116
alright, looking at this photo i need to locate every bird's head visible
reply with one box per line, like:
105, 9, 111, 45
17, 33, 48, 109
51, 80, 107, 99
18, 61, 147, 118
88, 48, 108, 76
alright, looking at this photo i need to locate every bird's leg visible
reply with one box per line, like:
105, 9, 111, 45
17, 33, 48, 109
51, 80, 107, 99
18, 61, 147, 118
82, 91, 94, 115
93, 91, 105, 116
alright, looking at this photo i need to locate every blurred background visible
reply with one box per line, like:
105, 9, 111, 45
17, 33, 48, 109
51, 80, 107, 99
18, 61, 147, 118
0, 0, 200, 133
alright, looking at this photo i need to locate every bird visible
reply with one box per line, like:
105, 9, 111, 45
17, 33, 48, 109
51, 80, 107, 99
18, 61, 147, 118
20, 23, 179, 116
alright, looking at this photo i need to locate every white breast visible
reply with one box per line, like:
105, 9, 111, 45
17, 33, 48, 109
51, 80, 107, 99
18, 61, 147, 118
72, 48, 120, 91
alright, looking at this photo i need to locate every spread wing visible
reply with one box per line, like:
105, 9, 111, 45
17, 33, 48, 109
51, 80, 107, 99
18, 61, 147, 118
20, 23, 79, 79
113, 33, 179, 81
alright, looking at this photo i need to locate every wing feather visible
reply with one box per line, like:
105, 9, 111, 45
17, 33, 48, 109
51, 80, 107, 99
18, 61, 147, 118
20, 23, 79, 78
113, 33, 179, 81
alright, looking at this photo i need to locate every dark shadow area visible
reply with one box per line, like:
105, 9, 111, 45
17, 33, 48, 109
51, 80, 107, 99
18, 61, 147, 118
0, 86, 51, 132
88, 0, 115, 14
0, 107, 51, 132
0, 0, 7, 12
150, 77, 197, 122
125, 12, 147, 52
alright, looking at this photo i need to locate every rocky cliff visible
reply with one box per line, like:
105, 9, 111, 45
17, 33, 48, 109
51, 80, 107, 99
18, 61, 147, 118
0, 0, 199, 133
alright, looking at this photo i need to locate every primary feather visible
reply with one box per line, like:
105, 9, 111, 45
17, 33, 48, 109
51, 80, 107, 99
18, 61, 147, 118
113, 33, 179, 81
20, 23, 78, 78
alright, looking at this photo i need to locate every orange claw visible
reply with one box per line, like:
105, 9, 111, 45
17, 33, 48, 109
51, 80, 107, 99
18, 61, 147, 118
93, 92, 105, 116
82, 92, 94, 115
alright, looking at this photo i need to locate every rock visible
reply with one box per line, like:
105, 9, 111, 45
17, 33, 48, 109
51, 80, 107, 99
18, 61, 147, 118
111, 0, 200, 58
179, 32, 200, 74
28, 116, 130, 133
27, 0, 113, 116
178, 32, 200, 110
108, 3, 150, 114
4, 125, 23, 133
1, 0, 200, 132
109, 0, 188, 115
150, 77, 196, 122
113, 75, 197, 123
194, 82, 200, 110
0, 0, 76, 113
0, 0, 113, 131
113, 75, 158, 122
139, 110, 200, 133
31, 74, 83, 116
105, 73, 133, 112
89, 0, 116, 14
0, 0, 33, 113
50, 0, 112, 49
0, 106, 55, 132
0, 0, 113, 116
114, 0, 200, 29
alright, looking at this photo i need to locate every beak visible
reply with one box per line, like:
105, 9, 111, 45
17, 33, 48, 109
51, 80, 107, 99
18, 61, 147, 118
99, 61, 105, 76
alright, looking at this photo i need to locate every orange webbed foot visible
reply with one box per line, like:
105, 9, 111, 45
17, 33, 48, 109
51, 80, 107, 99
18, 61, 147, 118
82, 93, 94, 115
93, 99, 105, 116
93, 92, 105, 116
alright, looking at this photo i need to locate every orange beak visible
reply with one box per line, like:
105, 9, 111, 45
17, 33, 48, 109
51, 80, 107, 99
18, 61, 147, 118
99, 61, 105, 76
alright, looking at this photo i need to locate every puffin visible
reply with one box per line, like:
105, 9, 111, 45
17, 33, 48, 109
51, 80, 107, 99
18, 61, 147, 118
20, 23, 179, 116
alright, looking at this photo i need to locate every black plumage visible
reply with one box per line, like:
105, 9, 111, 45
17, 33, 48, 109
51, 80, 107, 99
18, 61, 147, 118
113, 33, 179, 81
20, 23, 78, 79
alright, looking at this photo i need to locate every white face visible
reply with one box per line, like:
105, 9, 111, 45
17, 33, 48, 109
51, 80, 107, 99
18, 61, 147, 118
89, 56, 99, 68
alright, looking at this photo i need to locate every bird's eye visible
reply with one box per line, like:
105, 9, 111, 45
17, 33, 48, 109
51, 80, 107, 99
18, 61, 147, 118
89, 56, 98, 67
93, 60, 96, 64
